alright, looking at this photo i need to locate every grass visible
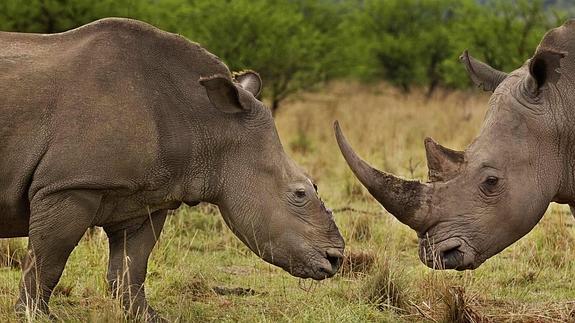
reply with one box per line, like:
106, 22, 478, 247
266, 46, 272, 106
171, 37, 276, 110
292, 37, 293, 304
1, 82, 575, 322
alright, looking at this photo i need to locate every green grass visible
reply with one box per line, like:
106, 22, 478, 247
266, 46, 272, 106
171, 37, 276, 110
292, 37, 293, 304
2, 83, 575, 322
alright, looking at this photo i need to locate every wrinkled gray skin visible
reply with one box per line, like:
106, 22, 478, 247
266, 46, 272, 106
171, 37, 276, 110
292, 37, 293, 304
336, 20, 575, 272
0, 18, 344, 320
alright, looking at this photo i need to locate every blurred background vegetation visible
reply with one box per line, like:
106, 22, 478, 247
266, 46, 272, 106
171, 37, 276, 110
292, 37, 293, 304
0, 0, 572, 113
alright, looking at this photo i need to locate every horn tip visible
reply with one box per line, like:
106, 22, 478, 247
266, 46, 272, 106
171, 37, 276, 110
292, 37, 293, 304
334, 120, 344, 143
459, 49, 469, 62
424, 137, 436, 146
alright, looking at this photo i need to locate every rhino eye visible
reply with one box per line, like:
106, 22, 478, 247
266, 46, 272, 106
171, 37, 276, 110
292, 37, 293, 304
295, 189, 306, 198
484, 176, 499, 186
480, 176, 501, 197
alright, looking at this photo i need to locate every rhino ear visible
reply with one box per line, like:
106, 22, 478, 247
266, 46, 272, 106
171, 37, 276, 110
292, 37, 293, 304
424, 138, 464, 182
199, 74, 245, 114
459, 50, 508, 92
233, 70, 262, 97
527, 49, 565, 96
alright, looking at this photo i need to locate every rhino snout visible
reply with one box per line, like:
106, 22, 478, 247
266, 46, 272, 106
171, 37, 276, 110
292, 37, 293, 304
439, 245, 464, 270
304, 247, 344, 280
319, 248, 344, 276
419, 237, 476, 270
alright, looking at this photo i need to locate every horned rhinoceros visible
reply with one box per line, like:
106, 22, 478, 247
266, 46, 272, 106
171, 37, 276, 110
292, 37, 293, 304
0, 18, 344, 320
335, 20, 575, 271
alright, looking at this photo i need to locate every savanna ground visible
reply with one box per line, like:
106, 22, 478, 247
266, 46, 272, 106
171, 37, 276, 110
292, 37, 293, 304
1, 83, 575, 322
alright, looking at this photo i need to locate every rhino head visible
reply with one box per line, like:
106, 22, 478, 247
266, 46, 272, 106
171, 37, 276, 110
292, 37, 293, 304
335, 20, 575, 270
197, 71, 344, 279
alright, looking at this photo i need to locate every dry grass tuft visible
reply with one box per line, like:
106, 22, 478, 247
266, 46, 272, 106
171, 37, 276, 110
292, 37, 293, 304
0, 239, 26, 269
361, 259, 408, 313
340, 249, 376, 276
173, 277, 212, 301
53, 284, 74, 298
440, 286, 485, 323
349, 214, 373, 242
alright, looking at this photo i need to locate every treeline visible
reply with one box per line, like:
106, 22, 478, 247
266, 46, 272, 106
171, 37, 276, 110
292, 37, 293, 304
0, 0, 571, 113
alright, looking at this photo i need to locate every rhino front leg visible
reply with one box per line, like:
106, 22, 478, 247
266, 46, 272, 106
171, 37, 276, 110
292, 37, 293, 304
104, 210, 167, 322
16, 191, 101, 316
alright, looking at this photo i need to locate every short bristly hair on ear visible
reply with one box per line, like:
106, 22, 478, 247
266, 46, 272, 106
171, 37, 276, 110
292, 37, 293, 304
459, 50, 508, 92
233, 70, 262, 98
199, 74, 246, 114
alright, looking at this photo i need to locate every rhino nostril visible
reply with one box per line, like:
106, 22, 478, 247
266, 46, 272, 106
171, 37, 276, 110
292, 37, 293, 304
441, 245, 460, 257
325, 248, 343, 270
440, 246, 464, 269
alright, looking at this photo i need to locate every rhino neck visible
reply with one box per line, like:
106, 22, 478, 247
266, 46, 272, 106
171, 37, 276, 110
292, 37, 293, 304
180, 119, 283, 208
554, 126, 575, 205
548, 41, 575, 204
180, 122, 245, 205
148, 102, 239, 206
545, 102, 575, 205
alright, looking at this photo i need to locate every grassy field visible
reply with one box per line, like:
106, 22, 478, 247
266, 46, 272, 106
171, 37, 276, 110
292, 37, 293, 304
2, 82, 575, 322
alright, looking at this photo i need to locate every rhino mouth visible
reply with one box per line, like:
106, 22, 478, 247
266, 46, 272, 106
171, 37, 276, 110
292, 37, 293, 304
440, 245, 465, 270
316, 248, 344, 279
419, 237, 476, 270
283, 247, 344, 280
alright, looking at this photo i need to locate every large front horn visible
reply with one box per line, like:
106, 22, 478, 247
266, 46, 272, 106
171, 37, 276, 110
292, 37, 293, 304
334, 121, 428, 230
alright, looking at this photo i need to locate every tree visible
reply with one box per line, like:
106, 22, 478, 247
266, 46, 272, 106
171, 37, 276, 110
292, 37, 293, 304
451, 0, 551, 72
0, 0, 571, 104
352, 0, 564, 94
354, 0, 462, 95
0, 0, 143, 33
159, 0, 340, 115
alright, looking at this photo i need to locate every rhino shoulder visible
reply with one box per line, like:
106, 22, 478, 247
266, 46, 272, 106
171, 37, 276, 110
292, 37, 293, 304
72, 18, 228, 73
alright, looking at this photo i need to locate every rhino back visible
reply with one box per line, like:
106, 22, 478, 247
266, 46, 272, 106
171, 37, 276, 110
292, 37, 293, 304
0, 18, 230, 234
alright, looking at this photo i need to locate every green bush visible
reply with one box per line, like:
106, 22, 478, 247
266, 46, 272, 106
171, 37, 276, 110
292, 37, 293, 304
0, 0, 571, 106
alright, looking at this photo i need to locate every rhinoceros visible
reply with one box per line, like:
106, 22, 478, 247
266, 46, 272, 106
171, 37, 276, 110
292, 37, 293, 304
335, 20, 575, 271
0, 18, 344, 320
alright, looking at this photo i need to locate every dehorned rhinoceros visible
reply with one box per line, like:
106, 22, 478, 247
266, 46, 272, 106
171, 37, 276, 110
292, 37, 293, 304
335, 20, 575, 272
0, 18, 344, 320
